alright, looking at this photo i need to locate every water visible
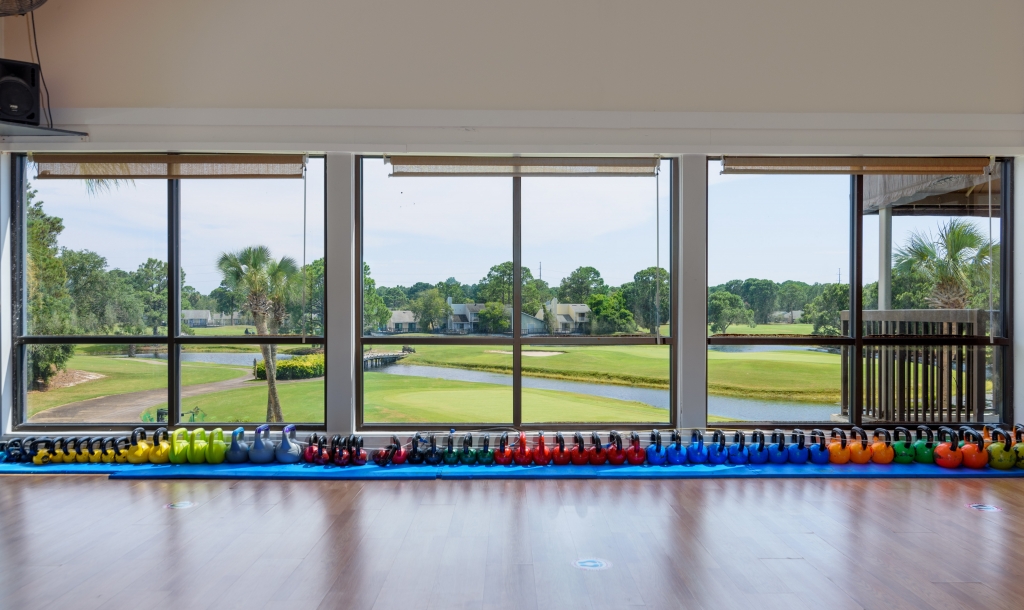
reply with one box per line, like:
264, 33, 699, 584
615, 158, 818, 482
377, 363, 840, 422
132, 352, 294, 366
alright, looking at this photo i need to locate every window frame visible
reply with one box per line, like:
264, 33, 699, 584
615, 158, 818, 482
355, 156, 677, 431
10, 153, 329, 432
705, 159, 1014, 429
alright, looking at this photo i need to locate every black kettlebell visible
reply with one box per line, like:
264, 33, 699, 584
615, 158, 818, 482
18, 437, 37, 463
4, 438, 24, 463
423, 434, 443, 465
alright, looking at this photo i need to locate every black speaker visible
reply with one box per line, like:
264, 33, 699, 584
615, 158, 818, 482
0, 58, 39, 126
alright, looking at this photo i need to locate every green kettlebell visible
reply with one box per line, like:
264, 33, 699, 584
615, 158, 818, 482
1012, 424, 1024, 468
987, 428, 1016, 470
912, 425, 935, 464
458, 432, 477, 465
441, 432, 460, 465
206, 428, 227, 464
892, 427, 915, 464
476, 434, 495, 465
187, 428, 208, 464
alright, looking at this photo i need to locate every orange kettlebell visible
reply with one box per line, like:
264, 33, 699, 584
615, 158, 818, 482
870, 428, 894, 464
959, 427, 988, 469
848, 426, 872, 464
828, 428, 850, 464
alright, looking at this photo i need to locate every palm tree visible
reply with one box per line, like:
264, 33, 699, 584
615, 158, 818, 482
217, 246, 298, 422
893, 219, 996, 309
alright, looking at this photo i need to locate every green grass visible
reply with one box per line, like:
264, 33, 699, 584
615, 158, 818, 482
707, 348, 841, 403
363, 373, 668, 423
709, 323, 815, 336
144, 380, 324, 423
28, 356, 248, 416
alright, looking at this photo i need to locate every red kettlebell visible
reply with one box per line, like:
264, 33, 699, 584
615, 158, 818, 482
533, 431, 553, 465
934, 427, 963, 469
512, 432, 533, 466
494, 431, 514, 466
624, 431, 646, 465
349, 435, 368, 466
302, 433, 321, 463
570, 432, 590, 465
391, 435, 409, 464
606, 431, 626, 465
588, 431, 608, 465
959, 427, 988, 469
551, 432, 572, 466
330, 434, 350, 466
312, 436, 331, 465
372, 441, 398, 467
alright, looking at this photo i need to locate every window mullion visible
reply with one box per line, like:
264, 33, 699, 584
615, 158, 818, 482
167, 179, 181, 426
512, 176, 522, 428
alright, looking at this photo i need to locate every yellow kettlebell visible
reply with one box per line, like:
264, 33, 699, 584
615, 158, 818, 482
100, 437, 117, 463
112, 437, 130, 463
169, 428, 189, 464
74, 437, 92, 463
150, 427, 170, 464
87, 437, 105, 463
187, 428, 208, 464
51, 437, 68, 463
29, 438, 55, 465
63, 437, 82, 463
126, 427, 152, 464
206, 428, 227, 464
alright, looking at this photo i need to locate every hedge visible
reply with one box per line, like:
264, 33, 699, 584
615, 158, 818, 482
255, 353, 325, 380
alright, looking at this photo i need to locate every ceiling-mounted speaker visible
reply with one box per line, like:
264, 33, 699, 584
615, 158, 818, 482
0, 59, 40, 126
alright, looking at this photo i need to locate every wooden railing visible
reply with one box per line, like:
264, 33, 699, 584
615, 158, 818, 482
840, 309, 988, 423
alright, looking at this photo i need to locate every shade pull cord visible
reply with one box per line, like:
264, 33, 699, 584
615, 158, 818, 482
655, 161, 661, 345
302, 158, 308, 343
988, 157, 994, 344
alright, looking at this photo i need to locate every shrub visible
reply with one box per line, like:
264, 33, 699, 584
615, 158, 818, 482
255, 353, 325, 380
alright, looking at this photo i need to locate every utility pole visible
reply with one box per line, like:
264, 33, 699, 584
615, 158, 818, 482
838, 268, 841, 284
539, 262, 542, 282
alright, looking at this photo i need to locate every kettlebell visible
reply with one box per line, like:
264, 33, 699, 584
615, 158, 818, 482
706, 430, 728, 465
727, 431, 749, 465
828, 428, 850, 465
646, 430, 668, 465
169, 428, 190, 464
512, 431, 533, 466
808, 429, 830, 465
625, 431, 646, 465
912, 425, 935, 464
477, 434, 495, 466
275, 425, 302, 464
666, 430, 687, 465
74, 437, 92, 463
187, 428, 208, 464
533, 431, 553, 465
303, 434, 322, 463
1012, 425, 1024, 468
3, 439, 22, 463
892, 427, 915, 464
406, 433, 426, 465
747, 430, 769, 465
110, 437, 129, 463
204, 428, 226, 464
570, 432, 590, 465
18, 437, 37, 463
494, 432, 513, 466
606, 431, 627, 465
687, 429, 709, 464
331, 434, 350, 466
767, 429, 788, 464
127, 428, 152, 464
349, 436, 368, 466
99, 437, 117, 463
249, 424, 276, 463
150, 428, 171, 464
870, 428, 894, 464
60, 437, 78, 463
552, 432, 572, 466
424, 434, 443, 465
441, 432, 460, 465
28, 437, 55, 465
0, 442, 5, 463
848, 427, 872, 465
788, 429, 810, 464
986, 428, 1015, 470
959, 427, 987, 469
391, 435, 409, 465
87, 437, 105, 463
51, 437, 68, 463
459, 432, 478, 465
934, 427, 963, 469
588, 431, 608, 465
372, 441, 397, 467
226, 427, 249, 463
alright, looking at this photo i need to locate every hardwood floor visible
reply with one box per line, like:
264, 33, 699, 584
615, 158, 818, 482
0, 475, 1021, 610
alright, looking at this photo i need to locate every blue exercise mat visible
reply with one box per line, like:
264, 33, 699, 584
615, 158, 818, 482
107, 462, 440, 480
0, 462, 130, 475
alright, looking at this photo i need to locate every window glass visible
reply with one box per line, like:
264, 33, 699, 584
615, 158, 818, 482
361, 158, 512, 336
179, 157, 325, 337
521, 161, 670, 337
25, 167, 167, 336
707, 161, 850, 336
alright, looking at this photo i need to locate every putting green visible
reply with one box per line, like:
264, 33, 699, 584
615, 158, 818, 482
708, 348, 841, 403
709, 323, 815, 335
144, 380, 325, 423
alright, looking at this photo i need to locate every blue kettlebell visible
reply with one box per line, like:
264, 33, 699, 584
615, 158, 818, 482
707, 430, 729, 465
808, 428, 830, 465
767, 429, 788, 464
665, 429, 687, 465
275, 425, 302, 464
0, 441, 6, 463
249, 424, 276, 463
423, 434, 443, 465
788, 429, 809, 464
728, 431, 749, 465
748, 430, 770, 465
646, 429, 668, 465
226, 427, 249, 463
2, 439, 21, 462
687, 429, 709, 464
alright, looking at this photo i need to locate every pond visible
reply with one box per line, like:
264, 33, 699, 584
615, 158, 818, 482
132, 352, 294, 366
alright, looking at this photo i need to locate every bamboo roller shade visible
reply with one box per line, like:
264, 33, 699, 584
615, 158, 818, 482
31, 154, 306, 179
722, 156, 990, 175
388, 156, 660, 177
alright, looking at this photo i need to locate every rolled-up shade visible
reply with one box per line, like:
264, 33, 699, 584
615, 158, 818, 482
388, 156, 659, 177
31, 154, 306, 179
722, 156, 989, 175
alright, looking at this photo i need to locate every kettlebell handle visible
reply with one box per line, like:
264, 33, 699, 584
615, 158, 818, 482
463, 432, 473, 453
893, 427, 911, 445
873, 428, 892, 447
938, 426, 959, 447
28, 437, 54, 455
609, 431, 623, 451
130, 427, 147, 446
574, 432, 585, 450
499, 432, 508, 452
590, 431, 602, 450
481, 434, 490, 452
1015, 424, 1024, 444
916, 425, 934, 447
732, 430, 745, 450
255, 424, 270, 440
629, 431, 640, 448
712, 430, 725, 451
810, 429, 826, 449
771, 429, 787, 450
751, 430, 766, 452
830, 428, 847, 450
850, 426, 868, 449
391, 435, 402, 450
653, 429, 662, 451
555, 432, 565, 452
962, 427, 982, 448
991, 427, 1009, 447
114, 437, 129, 453
75, 437, 90, 453
690, 429, 704, 449
791, 428, 806, 450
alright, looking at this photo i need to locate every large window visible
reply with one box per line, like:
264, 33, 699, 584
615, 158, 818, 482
14, 155, 326, 428
359, 157, 672, 428
707, 157, 1010, 427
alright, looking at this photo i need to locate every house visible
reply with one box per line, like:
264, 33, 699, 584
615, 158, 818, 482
182, 309, 213, 328
386, 310, 417, 333
536, 298, 590, 334
447, 298, 485, 332
520, 311, 547, 334
210, 311, 244, 326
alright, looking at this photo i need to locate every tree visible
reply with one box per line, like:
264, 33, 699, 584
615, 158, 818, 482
707, 291, 752, 334
409, 287, 452, 331
777, 281, 810, 313
894, 219, 996, 309
405, 282, 434, 302
378, 286, 408, 309
630, 267, 670, 332
802, 283, 848, 335
286, 257, 324, 336
558, 266, 606, 304
435, 277, 467, 304
210, 282, 241, 316
478, 262, 515, 304
741, 278, 778, 324
217, 245, 298, 422
587, 291, 636, 334
130, 258, 168, 335
477, 301, 510, 334
181, 285, 202, 310
362, 263, 391, 333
